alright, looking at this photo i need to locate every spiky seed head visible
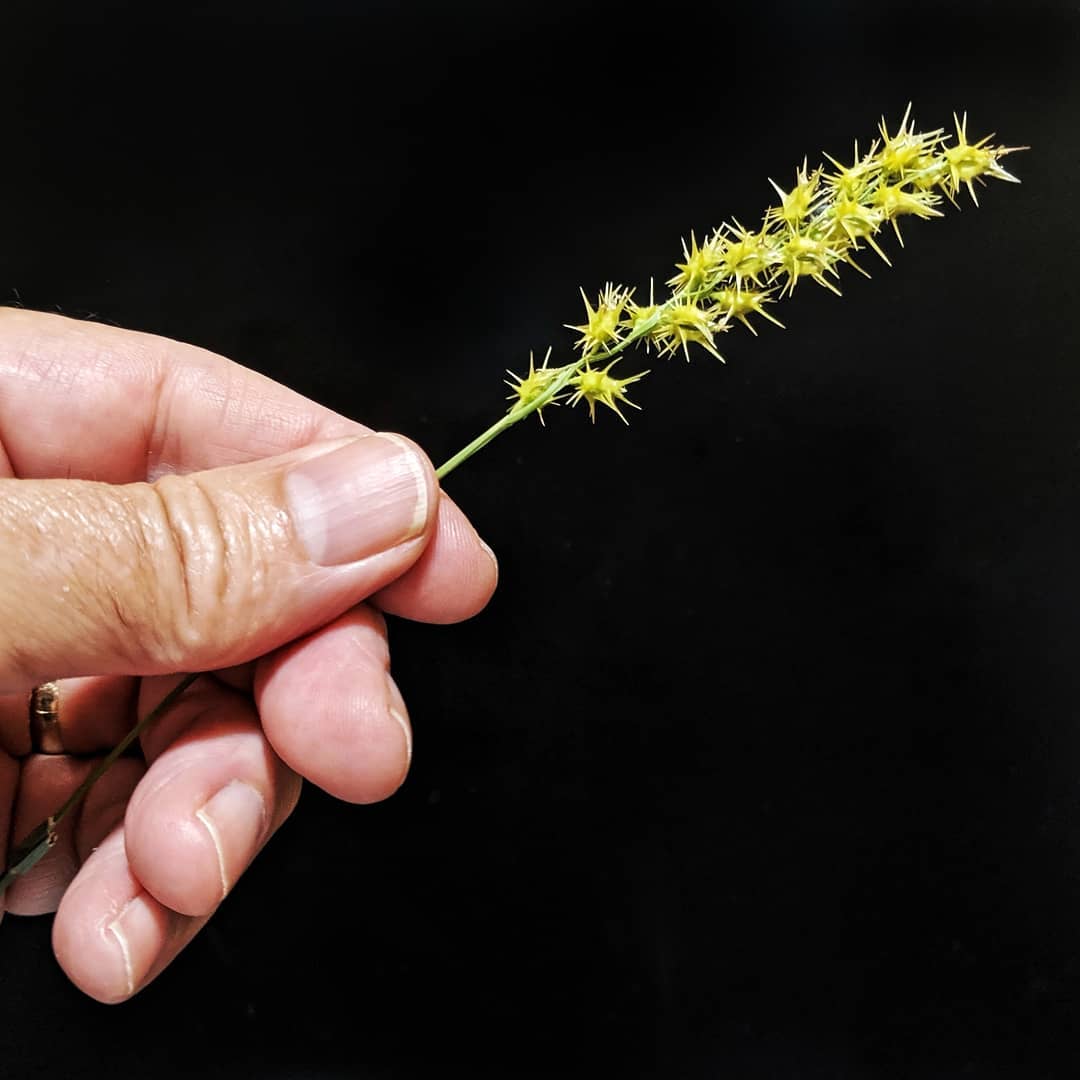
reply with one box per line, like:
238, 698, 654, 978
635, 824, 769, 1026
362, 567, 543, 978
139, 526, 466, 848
652, 301, 728, 362
766, 161, 823, 229
505, 347, 566, 425
871, 183, 944, 245
568, 283, 631, 355
568, 363, 649, 424
710, 286, 786, 335
523, 107, 1024, 433
823, 141, 879, 201
668, 230, 725, 295
719, 223, 778, 287
826, 197, 892, 265
623, 279, 662, 345
876, 102, 943, 177
779, 234, 843, 296
909, 152, 950, 191
942, 111, 1025, 205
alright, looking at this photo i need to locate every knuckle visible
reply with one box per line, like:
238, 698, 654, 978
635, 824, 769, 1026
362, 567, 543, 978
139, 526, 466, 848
0, 466, 279, 678
129, 474, 246, 669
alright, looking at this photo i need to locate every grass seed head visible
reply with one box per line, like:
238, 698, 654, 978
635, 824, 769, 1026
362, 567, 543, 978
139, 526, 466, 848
501, 107, 1024, 430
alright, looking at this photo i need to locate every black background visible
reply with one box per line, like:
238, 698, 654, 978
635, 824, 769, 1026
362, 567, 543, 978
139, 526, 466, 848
2, 1, 1079, 1077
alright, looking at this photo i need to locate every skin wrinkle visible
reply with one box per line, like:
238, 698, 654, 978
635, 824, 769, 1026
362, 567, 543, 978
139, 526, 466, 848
142, 343, 175, 482
148, 345, 265, 478
239, 494, 270, 609
211, 479, 303, 646
0, 315, 162, 480
340, 623, 391, 673
4, 453, 422, 688
134, 702, 267, 800
220, 484, 275, 609
1, 335, 81, 392
137, 474, 282, 671
0, 472, 260, 680
92, 490, 169, 673
147, 478, 208, 650
131, 757, 204, 807
147, 342, 270, 478
2, 311, 369, 485
203, 481, 239, 612
87, 485, 181, 674
0, 459, 386, 687
221, 360, 300, 446
93, 840, 132, 922
103, 581, 134, 633
0, 484, 123, 683
150, 340, 334, 478
1, 330, 343, 677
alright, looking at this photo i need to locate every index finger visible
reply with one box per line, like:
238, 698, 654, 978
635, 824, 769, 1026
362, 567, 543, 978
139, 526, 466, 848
0, 307, 498, 626
0, 307, 367, 483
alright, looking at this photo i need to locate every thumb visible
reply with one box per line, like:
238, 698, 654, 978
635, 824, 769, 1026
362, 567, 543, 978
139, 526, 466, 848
0, 433, 436, 690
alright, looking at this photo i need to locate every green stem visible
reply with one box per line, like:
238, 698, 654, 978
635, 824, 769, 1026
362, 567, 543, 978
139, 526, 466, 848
435, 364, 578, 480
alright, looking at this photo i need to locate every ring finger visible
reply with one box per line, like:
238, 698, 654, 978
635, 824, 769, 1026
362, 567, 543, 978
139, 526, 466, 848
0, 675, 144, 915
0, 675, 139, 758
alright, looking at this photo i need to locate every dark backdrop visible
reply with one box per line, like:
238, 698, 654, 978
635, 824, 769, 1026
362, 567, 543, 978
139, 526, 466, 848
2, 2, 1079, 1077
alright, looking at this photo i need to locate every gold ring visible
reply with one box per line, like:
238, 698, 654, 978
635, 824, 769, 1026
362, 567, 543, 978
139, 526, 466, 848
28, 681, 65, 755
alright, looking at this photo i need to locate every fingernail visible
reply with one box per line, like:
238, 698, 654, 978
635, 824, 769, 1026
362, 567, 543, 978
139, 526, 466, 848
477, 537, 499, 585
108, 894, 158, 999
195, 780, 267, 900
286, 434, 429, 566
389, 705, 413, 770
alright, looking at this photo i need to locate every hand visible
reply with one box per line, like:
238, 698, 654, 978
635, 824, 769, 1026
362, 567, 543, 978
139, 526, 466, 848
0, 308, 498, 1003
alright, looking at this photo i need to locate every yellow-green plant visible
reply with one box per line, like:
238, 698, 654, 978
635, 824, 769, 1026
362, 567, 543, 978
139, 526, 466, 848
0, 106, 1025, 893
436, 106, 1023, 478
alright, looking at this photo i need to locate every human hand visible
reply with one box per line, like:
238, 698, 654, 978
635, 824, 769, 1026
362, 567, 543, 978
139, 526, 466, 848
0, 308, 498, 1002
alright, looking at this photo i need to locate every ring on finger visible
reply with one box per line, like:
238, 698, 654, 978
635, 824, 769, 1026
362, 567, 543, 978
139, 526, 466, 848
28, 681, 65, 755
